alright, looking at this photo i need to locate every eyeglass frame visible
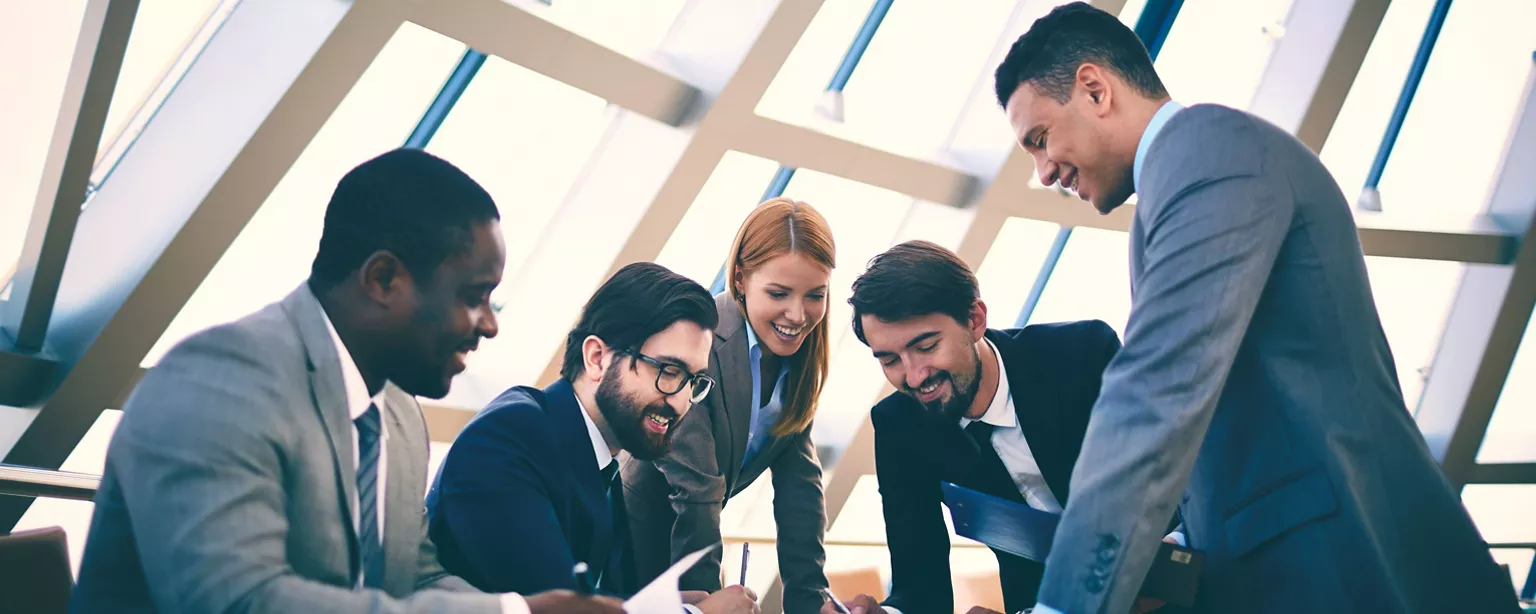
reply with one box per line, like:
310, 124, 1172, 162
621, 349, 715, 404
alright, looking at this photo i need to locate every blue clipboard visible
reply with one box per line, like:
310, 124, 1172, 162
941, 482, 1204, 608
941, 482, 1060, 561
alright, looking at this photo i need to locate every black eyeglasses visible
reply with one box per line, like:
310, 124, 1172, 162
626, 351, 715, 404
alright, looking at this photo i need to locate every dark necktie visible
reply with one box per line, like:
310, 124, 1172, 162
965, 420, 1026, 504
596, 459, 621, 588
355, 404, 385, 588
965, 420, 996, 454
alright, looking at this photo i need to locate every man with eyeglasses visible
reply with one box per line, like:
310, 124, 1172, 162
427, 262, 761, 614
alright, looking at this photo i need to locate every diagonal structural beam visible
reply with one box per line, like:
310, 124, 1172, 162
407, 0, 701, 127
531, 0, 834, 388
1417, 67, 1536, 490
0, 0, 405, 530
3, 0, 139, 353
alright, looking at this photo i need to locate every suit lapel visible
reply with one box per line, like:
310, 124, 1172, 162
545, 380, 612, 571
380, 388, 419, 593
990, 330, 1071, 504
281, 287, 361, 566
712, 294, 754, 486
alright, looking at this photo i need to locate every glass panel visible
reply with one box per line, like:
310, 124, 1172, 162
1463, 485, 1536, 546
0, 0, 89, 285
1479, 309, 1536, 463
1320, 0, 1536, 216
510, 0, 689, 60
142, 24, 465, 366
1154, 0, 1294, 109
1026, 227, 1132, 334
759, 1, 1020, 159
96, 0, 227, 159
974, 217, 1061, 330
653, 151, 782, 286
425, 54, 613, 298
1364, 257, 1461, 411
13, 409, 123, 576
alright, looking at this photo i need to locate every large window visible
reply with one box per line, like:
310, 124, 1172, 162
1, 0, 90, 285
1155, 0, 1295, 109
1479, 309, 1536, 463
654, 151, 783, 286
1320, 0, 1536, 217
424, 54, 615, 300
143, 23, 465, 365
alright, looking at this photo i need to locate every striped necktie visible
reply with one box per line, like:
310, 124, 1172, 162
355, 404, 385, 588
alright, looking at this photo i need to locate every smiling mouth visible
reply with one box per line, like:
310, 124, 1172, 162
642, 410, 673, 434
772, 322, 804, 338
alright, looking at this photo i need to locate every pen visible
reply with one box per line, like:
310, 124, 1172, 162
739, 543, 750, 585
821, 588, 849, 614
572, 561, 594, 595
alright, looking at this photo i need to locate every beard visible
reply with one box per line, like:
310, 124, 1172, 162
907, 345, 983, 422
595, 360, 678, 461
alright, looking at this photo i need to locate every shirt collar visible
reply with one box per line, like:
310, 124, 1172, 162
574, 394, 615, 470
959, 338, 1017, 430
1134, 100, 1184, 194
318, 303, 388, 422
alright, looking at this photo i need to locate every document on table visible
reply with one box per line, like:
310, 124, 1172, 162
624, 543, 719, 613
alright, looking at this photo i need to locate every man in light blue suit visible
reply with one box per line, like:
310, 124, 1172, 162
989, 3, 1519, 613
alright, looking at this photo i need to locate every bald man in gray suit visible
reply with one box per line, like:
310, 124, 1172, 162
989, 4, 1519, 614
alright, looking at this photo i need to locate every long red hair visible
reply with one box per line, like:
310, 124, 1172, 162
726, 198, 836, 436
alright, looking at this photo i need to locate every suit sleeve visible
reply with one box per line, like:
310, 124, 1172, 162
1037, 119, 1290, 613
873, 410, 955, 614
769, 426, 829, 614
416, 513, 479, 594
113, 327, 501, 614
648, 396, 730, 592
432, 410, 582, 595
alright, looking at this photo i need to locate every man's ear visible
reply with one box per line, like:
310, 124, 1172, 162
1076, 63, 1112, 116
581, 335, 612, 382
969, 299, 990, 340
360, 251, 411, 305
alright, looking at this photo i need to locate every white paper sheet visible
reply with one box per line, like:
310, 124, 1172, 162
623, 543, 719, 613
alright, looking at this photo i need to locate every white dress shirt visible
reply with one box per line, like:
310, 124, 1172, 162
573, 397, 703, 613
320, 307, 528, 614
959, 338, 1064, 513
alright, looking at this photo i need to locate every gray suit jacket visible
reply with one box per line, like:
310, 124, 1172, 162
622, 293, 829, 613
1037, 105, 1519, 613
70, 285, 502, 613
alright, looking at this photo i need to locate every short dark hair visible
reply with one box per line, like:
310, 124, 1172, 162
994, 1, 1166, 107
560, 262, 719, 382
309, 148, 499, 290
849, 241, 979, 345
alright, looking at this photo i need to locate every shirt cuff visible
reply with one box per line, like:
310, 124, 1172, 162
683, 605, 703, 614
1165, 530, 1187, 547
885, 608, 903, 614
499, 593, 530, 614
1032, 605, 1065, 614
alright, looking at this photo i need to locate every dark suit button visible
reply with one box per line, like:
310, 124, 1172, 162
1096, 547, 1115, 564
1097, 533, 1119, 550
1085, 576, 1105, 593
1093, 565, 1111, 579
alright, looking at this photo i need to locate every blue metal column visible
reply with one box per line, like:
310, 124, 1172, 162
1014, 0, 1183, 327
817, 0, 894, 121
709, 166, 797, 294
1356, 0, 1453, 212
405, 49, 488, 148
